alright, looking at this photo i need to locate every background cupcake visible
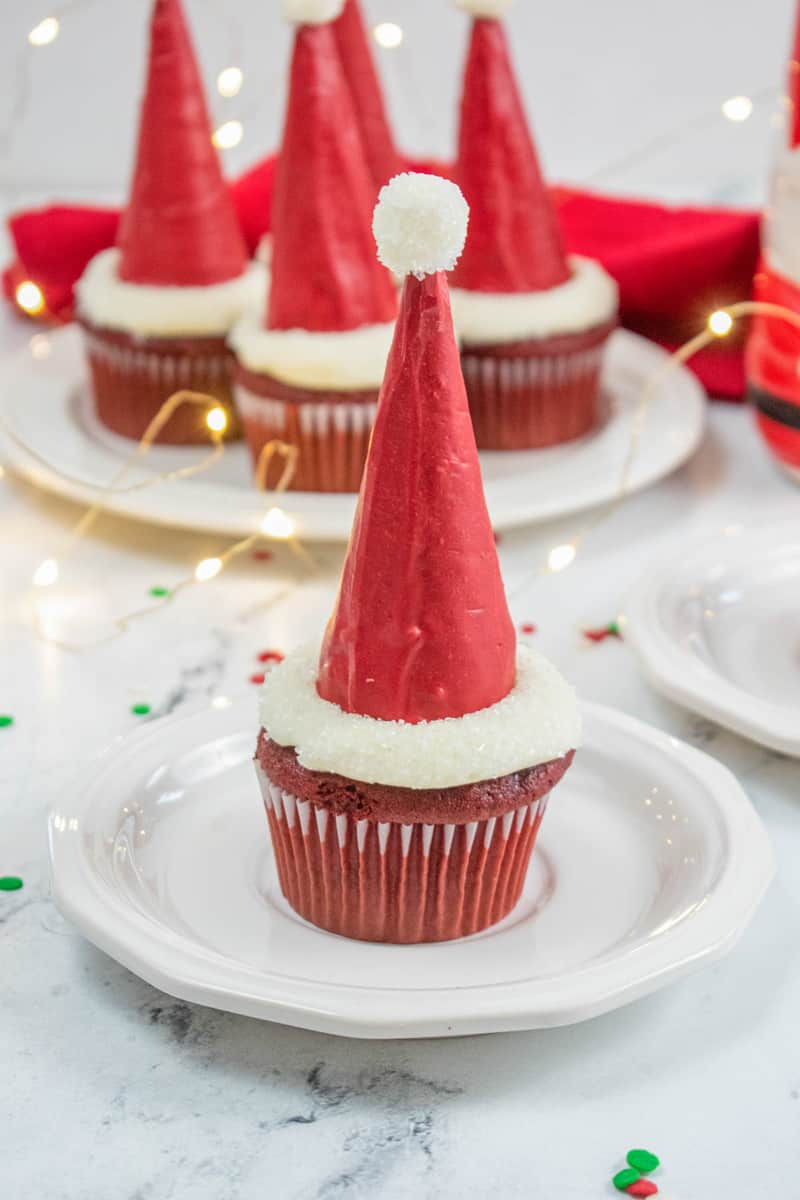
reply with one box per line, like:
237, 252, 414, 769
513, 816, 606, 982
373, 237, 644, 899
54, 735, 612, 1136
449, 0, 618, 450
255, 174, 580, 942
75, 0, 263, 445
229, 0, 398, 493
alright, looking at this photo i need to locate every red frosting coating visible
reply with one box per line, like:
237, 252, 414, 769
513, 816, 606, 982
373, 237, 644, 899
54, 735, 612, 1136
790, 4, 800, 148
267, 23, 397, 333
451, 19, 570, 295
117, 0, 247, 288
317, 271, 516, 723
333, 0, 403, 193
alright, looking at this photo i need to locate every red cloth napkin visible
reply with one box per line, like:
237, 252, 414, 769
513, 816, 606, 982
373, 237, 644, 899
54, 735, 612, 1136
3, 159, 761, 399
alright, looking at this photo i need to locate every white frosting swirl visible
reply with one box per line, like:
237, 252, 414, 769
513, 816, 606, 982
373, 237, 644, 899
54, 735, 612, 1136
766, 147, 800, 283
229, 310, 395, 391
260, 641, 581, 789
76, 248, 267, 338
450, 255, 618, 346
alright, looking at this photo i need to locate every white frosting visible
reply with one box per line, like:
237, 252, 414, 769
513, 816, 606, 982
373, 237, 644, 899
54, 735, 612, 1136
76, 248, 266, 338
228, 310, 395, 390
455, 0, 514, 15
373, 173, 469, 279
450, 256, 618, 346
766, 147, 800, 283
260, 641, 581, 789
282, 0, 344, 24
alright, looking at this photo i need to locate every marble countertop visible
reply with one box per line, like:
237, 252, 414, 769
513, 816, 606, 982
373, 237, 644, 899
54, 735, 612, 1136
2, 310, 799, 1200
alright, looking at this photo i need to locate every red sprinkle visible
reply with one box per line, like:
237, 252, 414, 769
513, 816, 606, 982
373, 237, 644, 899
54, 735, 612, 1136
583, 621, 621, 643
249, 672, 266, 685
257, 650, 285, 664
626, 1181, 658, 1197
252, 549, 274, 562
519, 622, 537, 635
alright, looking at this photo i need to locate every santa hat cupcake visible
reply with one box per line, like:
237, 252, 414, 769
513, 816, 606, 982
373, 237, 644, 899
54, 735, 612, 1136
332, 0, 403, 193
230, 0, 397, 492
255, 173, 580, 943
746, 1, 800, 477
449, 0, 618, 450
75, 0, 263, 444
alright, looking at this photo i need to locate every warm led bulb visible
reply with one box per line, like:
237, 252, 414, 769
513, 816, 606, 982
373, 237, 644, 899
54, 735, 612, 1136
721, 95, 753, 123
16, 281, 44, 315
206, 406, 227, 434
708, 309, 733, 337
373, 21, 403, 48
28, 17, 59, 45
547, 543, 576, 573
260, 507, 295, 539
33, 558, 59, 588
195, 557, 222, 582
217, 66, 244, 98
212, 120, 243, 150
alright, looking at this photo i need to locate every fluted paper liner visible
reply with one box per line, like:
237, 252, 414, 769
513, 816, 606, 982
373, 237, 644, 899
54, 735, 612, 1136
257, 767, 550, 943
236, 383, 376, 492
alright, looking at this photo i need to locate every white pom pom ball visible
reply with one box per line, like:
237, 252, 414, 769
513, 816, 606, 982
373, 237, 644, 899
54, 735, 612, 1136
372, 173, 469, 279
454, 0, 515, 16
282, 0, 345, 24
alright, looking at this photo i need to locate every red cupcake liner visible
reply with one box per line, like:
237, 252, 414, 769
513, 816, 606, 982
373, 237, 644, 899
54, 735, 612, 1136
257, 766, 550, 943
82, 323, 240, 445
236, 383, 377, 492
461, 329, 612, 450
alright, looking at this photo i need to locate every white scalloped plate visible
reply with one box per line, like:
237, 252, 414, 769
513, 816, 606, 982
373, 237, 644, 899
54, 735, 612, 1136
624, 516, 800, 756
1, 325, 704, 541
48, 698, 773, 1039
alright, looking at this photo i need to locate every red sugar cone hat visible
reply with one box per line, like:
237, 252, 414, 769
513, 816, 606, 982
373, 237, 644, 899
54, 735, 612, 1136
788, 2, 800, 147
317, 173, 516, 723
268, 0, 397, 333
332, 0, 403, 192
117, 0, 247, 287
451, 0, 570, 294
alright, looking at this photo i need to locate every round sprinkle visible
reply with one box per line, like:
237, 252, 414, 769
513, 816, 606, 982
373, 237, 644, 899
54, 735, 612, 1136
249, 672, 266, 685
252, 549, 273, 562
519, 623, 537, 635
627, 1150, 660, 1174
613, 1168, 641, 1192
257, 650, 284, 664
131, 703, 151, 717
625, 1181, 658, 1198
0, 876, 23, 892
149, 586, 170, 598
0, 715, 14, 728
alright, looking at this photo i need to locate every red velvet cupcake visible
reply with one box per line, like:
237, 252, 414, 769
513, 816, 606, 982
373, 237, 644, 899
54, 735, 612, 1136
449, 1, 618, 450
75, 0, 263, 445
254, 175, 581, 943
229, 0, 397, 492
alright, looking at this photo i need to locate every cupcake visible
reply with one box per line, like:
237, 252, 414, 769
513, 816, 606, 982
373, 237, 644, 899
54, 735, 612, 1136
449, 0, 618, 450
229, 0, 398, 493
75, 0, 263, 445
255, 174, 581, 943
746, 25, 800, 479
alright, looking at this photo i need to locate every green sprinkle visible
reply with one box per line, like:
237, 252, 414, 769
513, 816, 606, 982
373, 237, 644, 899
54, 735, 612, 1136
0, 715, 14, 728
131, 703, 151, 717
149, 586, 170, 598
627, 1150, 660, 1174
613, 1168, 641, 1191
608, 620, 621, 637
0, 876, 23, 892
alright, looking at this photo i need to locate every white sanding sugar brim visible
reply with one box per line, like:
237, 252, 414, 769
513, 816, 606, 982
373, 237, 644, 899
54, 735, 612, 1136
259, 641, 581, 789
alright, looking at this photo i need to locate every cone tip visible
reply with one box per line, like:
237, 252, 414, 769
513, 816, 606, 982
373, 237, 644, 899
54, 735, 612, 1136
454, 0, 515, 17
372, 172, 469, 279
282, 0, 345, 24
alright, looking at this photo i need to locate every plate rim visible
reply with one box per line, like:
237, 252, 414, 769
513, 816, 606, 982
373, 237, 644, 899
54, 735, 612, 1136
48, 697, 774, 1039
623, 516, 800, 756
2, 325, 706, 542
